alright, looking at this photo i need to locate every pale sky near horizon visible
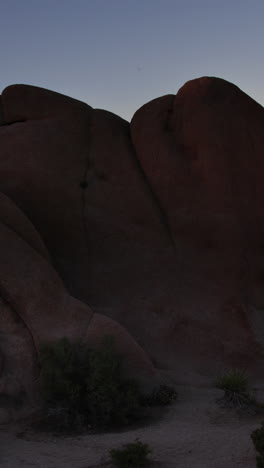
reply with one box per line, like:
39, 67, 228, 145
0, 0, 263, 121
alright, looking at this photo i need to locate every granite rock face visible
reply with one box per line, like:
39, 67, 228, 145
0, 77, 264, 419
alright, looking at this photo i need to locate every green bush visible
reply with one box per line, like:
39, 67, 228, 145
215, 369, 249, 394
39, 336, 145, 432
214, 369, 255, 408
143, 384, 177, 406
251, 423, 264, 468
84, 337, 144, 429
39, 338, 90, 431
110, 439, 152, 467
40, 338, 90, 407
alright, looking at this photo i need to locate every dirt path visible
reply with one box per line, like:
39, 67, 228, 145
0, 384, 263, 468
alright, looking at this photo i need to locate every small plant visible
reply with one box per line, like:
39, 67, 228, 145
215, 369, 249, 394
215, 369, 255, 408
39, 337, 91, 431
38, 336, 146, 432
85, 336, 144, 429
143, 384, 178, 406
251, 423, 264, 467
110, 439, 152, 467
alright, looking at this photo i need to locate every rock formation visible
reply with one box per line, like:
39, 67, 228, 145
0, 77, 264, 420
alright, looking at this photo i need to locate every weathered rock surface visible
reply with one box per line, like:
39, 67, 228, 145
0, 77, 264, 419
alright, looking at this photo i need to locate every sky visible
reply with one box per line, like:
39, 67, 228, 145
0, 0, 263, 121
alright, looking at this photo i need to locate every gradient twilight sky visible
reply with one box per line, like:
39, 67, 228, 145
1, 0, 263, 121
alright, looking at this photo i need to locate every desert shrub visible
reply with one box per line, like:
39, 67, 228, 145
251, 423, 264, 467
143, 384, 178, 406
215, 369, 254, 408
84, 336, 144, 429
110, 439, 152, 467
39, 338, 90, 430
40, 338, 90, 407
215, 369, 249, 394
39, 336, 145, 432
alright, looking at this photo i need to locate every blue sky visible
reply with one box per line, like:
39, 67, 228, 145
1, 0, 263, 121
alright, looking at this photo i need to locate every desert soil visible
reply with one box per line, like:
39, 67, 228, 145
0, 377, 263, 468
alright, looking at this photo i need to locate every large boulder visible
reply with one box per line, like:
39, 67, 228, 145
0, 193, 155, 422
0, 77, 264, 421
130, 77, 264, 375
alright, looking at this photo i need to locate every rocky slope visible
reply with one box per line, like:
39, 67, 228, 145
0, 77, 263, 419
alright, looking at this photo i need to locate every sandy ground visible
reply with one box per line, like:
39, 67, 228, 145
0, 381, 263, 468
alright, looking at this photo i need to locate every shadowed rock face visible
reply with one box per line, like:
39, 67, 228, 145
0, 77, 264, 419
